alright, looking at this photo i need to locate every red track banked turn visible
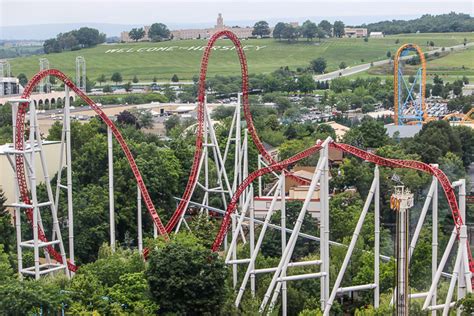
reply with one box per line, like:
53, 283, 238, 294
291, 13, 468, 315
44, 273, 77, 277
211, 141, 474, 277
15, 69, 169, 272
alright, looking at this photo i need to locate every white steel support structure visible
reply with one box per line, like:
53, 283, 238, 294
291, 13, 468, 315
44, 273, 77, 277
259, 138, 331, 314
53, 87, 75, 269
175, 95, 234, 234
0, 61, 12, 95
6, 99, 69, 279
137, 185, 143, 253
323, 166, 380, 315
422, 178, 472, 315
75, 56, 86, 92
200, 145, 463, 314
39, 58, 50, 94
107, 125, 115, 251
216, 93, 256, 289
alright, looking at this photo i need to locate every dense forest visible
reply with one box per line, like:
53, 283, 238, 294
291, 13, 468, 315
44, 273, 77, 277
359, 12, 474, 34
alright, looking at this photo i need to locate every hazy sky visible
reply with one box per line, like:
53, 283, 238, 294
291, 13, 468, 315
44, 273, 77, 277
1, 0, 472, 27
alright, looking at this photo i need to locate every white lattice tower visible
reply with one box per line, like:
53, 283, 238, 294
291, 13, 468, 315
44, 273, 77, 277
6, 99, 69, 279
75, 56, 86, 92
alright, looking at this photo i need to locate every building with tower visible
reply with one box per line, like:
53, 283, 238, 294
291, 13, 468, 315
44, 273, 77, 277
121, 14, 255, 42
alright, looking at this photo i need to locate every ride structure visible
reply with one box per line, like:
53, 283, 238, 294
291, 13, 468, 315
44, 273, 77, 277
393, 43, 427, 125
6, 30, 473, 314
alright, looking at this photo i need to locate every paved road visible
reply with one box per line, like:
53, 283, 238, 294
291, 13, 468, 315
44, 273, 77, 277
314, 42, 474, 81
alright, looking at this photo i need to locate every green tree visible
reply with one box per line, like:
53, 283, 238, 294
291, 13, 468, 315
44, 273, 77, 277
76, 27, 106, 47
275, 96, 291, 114
454, 125, 474, 167
102, 84, 112, 93
17, 73, 28, 86
282, 23, 299, 41
404, 120, 462, 164
0, 244, 14, 281
333, 20, 345, 37
171, 74, 179, 82
339, 61, 347, 69
456, 293, 474, 314
132, 75, 139, 83
111, 72, 122, 85
97, 74, 106, 86
133, 109, 154, 129
310, 57, 327, 74
123, 81, 132, 92
129, 27, 145, 41
108, 272, 158, 314
85, 76, 95, 92
343, 117, 389, 148
300, 96, 317, 108
164, 115, 181, 135
252, 20, 271, 37
318, 20, 332, 36
301, 20, 318, 41
146, 234, 228, 315
148, 23, 170, 41
316, 27, 326, 42
298, 74, 316, 93
211, 105, 235, 120
273, 22, 286, 40
261, 201, 319, 259
0, 189, 14, 254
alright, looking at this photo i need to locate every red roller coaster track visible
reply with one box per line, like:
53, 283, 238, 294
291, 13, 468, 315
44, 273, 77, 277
16, 69, 169, 272
185, 31, 473, 276
211, 142, 469, 254
166, 30, 309, 234
14, 30, 473, 282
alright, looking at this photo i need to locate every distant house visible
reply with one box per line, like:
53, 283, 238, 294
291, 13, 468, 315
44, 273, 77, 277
370, 32, 384, 38
343, 28, 368, 38
326, 121, 350, 141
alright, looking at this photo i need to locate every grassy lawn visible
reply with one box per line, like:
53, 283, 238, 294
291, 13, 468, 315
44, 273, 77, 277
7, 32, 474, 82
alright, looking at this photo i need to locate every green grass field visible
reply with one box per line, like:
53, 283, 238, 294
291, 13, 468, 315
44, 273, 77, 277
8, 32, 474, 82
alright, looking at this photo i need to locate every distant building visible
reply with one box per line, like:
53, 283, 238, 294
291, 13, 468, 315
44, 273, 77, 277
462, 84, 474, 96
0, 77, 20, 96
121, 14, 255, 42
370, 32, 384, 38
325, 121, 350, 141
344, 27, 368, 38
0, 141, 62, 210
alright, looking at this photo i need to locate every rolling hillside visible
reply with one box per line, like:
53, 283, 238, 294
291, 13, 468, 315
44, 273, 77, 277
8, 32, 474, 82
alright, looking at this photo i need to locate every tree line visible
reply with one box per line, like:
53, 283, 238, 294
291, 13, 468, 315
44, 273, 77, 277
127, 23, 171, 42
43, 27, 106, 54
359, 12, 474, 35
251, 19, 346, 41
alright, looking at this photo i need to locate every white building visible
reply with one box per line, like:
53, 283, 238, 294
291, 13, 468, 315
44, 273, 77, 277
344, 27, 368, 38
0, 141, 62, 210
0, 77, 21, 96
370, 32, 384, 38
